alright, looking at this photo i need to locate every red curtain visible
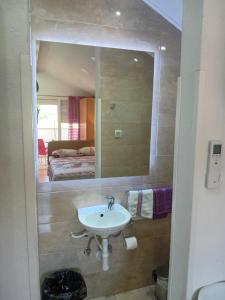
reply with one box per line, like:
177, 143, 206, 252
68, 96, 80, 140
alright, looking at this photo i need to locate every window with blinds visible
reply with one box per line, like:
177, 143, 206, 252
60, 99, 69, 140
37, 97, 95, 142
37, 97, 69, 141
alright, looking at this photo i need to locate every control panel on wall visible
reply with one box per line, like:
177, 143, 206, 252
205, 140, 222, 189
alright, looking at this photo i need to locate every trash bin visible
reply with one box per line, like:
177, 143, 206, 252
41, 269, 87, 300
153, 265, 169, 300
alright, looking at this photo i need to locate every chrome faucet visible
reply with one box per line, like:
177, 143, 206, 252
105, 195, 115, 210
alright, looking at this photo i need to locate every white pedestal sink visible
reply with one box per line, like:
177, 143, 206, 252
77, 203, 131, 271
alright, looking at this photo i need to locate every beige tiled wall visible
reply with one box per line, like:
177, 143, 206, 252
100, 48, 154, 177
38, 177, 171, 299
33, 0, 180, 297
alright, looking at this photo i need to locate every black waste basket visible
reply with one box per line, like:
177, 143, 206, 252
42, 269, 87, 300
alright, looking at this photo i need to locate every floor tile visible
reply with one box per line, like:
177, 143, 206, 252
91, 286, 155, 300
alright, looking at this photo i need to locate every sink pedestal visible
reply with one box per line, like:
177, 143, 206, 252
102, 238, 109, 271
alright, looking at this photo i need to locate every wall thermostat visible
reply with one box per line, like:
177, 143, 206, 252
205, 140, 222, 189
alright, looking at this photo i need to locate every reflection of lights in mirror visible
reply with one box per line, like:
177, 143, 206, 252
160, 46, 167, 51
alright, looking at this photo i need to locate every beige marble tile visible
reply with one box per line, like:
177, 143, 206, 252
100, 83, 153, 104
39, 251, 81, 281
101, 144, 150, 176
32, 1, 161, 49
159, 65, 180, 101
100, 46, 153, 174
91, 286, 155, 300
32, 0, 161, 32
32, 19, 159, 52
37, 175, 155, 193
101, 122, 151, 147
157, 127, 175, 156
159, 96, 177, 112
158, 108, 176, 128
151, 155, 174, 184
101, 102, 152, 125
100, 49, 153, 177
38, 221, 81, 254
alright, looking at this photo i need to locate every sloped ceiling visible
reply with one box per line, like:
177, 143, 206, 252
143, 0, 182, 30
37, 42, 96, 94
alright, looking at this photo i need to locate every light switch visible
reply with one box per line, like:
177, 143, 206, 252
115, 129, 123, 139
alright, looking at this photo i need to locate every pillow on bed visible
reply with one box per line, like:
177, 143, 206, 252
52, 150, 60, 158
52, 149, 78, 157
78, 146, 95, 156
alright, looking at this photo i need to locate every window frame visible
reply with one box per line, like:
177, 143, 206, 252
37, 96, 69, 141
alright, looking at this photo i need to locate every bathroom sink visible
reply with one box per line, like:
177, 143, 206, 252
77, 204, 131, 237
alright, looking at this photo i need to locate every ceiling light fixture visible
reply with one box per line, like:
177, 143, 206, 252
133, 58, 139, 62
116, 11, 121, 16
160, 46, 167, 51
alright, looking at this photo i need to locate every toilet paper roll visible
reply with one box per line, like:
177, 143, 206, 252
124, 236, 138, 250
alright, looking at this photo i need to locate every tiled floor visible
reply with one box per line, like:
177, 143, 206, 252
38, 163, 49, 183
91, 286, 156, 300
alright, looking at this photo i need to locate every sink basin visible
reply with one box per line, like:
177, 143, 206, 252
77, 204, 131, 237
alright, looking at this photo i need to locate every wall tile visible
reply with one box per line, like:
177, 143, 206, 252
157, 127, 175, 156
100, 48, 153, 178
37, 176, 159, 193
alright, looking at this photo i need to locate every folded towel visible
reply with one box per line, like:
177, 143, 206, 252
153, 187, 172, 219
128, 189, 153, 219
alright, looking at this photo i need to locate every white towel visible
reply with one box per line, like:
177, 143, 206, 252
128, 189, 153, 219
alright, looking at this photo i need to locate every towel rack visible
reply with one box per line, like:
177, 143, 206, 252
125, 186, 172, 194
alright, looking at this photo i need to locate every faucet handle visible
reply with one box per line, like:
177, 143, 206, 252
104, 195, 115, 202
104, 195, 115, 210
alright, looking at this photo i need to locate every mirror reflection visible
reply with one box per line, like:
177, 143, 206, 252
36, 41, 154, 182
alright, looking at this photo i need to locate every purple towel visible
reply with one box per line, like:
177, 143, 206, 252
153, 187, 172, 219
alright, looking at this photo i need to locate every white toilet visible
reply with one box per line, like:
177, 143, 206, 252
198, 282, 225, 300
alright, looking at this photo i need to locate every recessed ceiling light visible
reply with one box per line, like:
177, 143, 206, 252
133, 58, 139, 62
116, 11, 121, 16
91, 56, 96, 61
160, 46, 167, 51
81, 68, 88, 73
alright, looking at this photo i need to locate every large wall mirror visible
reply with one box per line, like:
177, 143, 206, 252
36, 41, 154, 182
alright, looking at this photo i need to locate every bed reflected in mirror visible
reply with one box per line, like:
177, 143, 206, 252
36, 41, 154, 183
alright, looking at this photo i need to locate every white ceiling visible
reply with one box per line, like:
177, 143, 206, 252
37, 42, 96, 94
143, 0, 183, 30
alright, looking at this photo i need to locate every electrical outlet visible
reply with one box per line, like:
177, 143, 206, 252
115, 129, 123, 138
